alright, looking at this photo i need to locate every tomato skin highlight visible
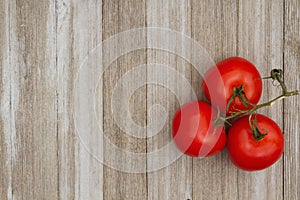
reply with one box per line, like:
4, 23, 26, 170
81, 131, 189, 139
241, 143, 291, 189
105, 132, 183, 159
227, 114, 284, 171
202, 57, 262, 115
172, 100, 227, 157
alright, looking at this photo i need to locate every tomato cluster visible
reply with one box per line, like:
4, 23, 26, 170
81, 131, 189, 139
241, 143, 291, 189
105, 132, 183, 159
172, 57, 287, 171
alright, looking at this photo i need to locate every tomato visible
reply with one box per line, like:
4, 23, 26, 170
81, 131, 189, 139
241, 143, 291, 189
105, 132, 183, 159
202, 57, 262, 115
227, 114, 284, 171
172, 100, 227, 157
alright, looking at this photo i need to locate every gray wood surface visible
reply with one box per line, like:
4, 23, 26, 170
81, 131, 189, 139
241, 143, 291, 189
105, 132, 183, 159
1, 0, 299, 199
284, 0, 300, 199
103, 0, 147, 199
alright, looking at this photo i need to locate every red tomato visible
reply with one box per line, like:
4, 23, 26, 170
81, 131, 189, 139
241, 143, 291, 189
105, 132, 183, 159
227, 114, 284, 171
172, 100, 226, 157
202, 57, 262, 115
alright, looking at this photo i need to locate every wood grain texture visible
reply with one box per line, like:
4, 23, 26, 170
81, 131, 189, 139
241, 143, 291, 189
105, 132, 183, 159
57, 0, 103, 199
284, 0, 300, 199
0, 0, 300, 199
56, 1, 76, 199
146, 0, 193, 199
102, 0, 147, 199
7, 0, 58, 199
191, 0, 239, 199
0, 1, 10, 199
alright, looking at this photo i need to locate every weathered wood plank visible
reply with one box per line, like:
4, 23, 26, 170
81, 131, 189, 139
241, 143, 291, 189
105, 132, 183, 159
102, 0, 147, 199
7, 0, 58, 199
57, 0, 104, 199
237, 0, 284, 199
0, 0, 10, 199
56, 1, 76, 199
284, 0, 300, 199
146, 0, 193, 199
190, 0, 239, 199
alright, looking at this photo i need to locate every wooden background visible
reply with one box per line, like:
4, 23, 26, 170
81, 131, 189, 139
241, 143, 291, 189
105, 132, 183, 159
0, 0, 299, 199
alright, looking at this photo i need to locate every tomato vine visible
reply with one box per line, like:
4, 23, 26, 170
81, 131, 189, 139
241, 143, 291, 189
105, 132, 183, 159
214, 69, 299, 140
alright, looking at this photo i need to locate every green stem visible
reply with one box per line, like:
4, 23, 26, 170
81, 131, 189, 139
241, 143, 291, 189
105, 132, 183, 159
249, 114, 268, 140
253, 91, 298, 110
271, 69, 288, 94
225, 89, 298, 120
215, 69, 299, 128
